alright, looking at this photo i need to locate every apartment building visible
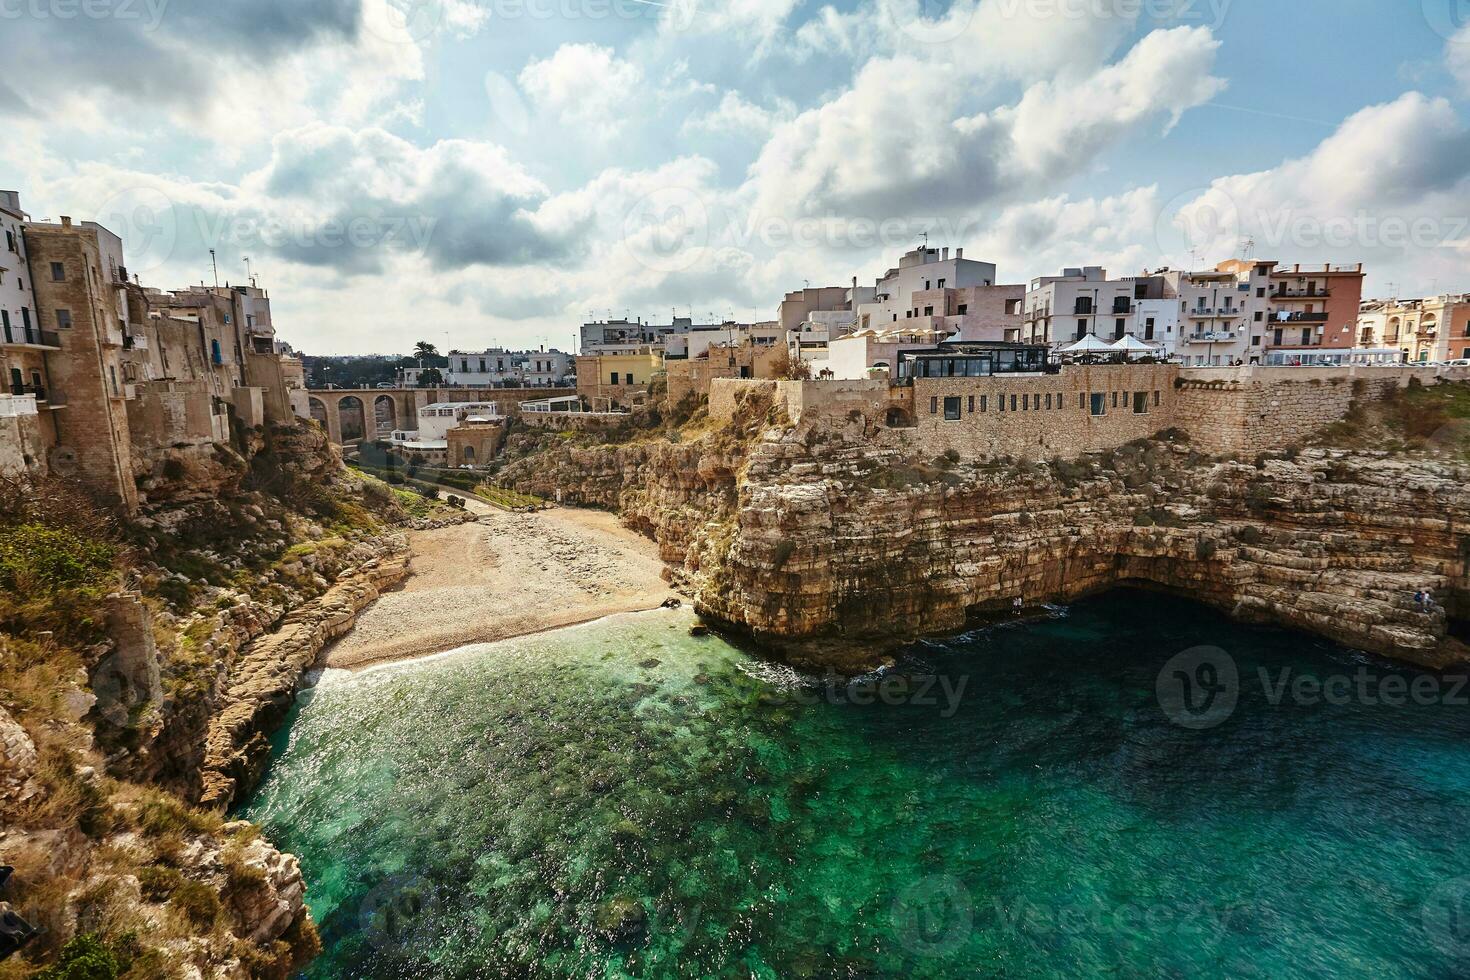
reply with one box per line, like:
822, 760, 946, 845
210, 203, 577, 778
445, 348, 572, 387
579, 315, 732, 355
1164, 260, 1277, 366
1358, 294, 1470, 363
0, 192, 53, 478
853, 247, 1023, 342
1265, 263, 1365, 355
1024, 267, 1178, 351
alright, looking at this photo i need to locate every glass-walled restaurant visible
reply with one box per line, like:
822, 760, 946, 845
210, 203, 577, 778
895, 342, 1054, 382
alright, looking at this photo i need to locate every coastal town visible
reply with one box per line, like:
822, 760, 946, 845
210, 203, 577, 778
3, 187, 1468, 505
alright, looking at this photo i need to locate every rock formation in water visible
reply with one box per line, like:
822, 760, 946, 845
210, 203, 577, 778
499, 386, 1470, 672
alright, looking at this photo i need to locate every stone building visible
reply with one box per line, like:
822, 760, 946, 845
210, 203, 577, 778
666, 339, 787, 403
576, 348, 663, 409
22, 216, 139, 509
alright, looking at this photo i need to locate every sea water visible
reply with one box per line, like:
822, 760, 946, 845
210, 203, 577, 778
241, 590, 1470, 978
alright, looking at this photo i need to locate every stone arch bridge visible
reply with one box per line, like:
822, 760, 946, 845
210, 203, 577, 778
302, 387, 575, 446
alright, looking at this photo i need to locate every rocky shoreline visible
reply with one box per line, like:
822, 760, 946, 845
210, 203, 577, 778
498, 399, 1469, 674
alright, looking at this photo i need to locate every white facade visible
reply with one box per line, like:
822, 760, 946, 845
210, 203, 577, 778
1164, 261, 1275, 366
0, 191, 38, 348
446, 348, 571, 387
854, 247, 998, 328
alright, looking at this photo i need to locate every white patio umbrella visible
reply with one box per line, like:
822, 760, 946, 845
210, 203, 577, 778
1058, 333, 1114, 354
1110, 334, 1158, 358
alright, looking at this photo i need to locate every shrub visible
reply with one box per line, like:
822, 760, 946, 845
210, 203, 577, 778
33, 934, 119, 980
137, 865, 183, 902
772, 540, 796, 570
1195, 537, 1219, 561
0, 524, 115, 592
161, 458, 187, 481
168, 879, 220, 927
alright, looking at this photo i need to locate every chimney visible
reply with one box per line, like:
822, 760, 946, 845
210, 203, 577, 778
60, 215, 72, 228
956, 247, 963, 259
942, 247, 949, 260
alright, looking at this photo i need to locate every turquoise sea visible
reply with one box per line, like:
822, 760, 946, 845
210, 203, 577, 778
241, 591, 1470, 978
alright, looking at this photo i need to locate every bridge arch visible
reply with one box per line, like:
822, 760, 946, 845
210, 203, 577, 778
373, 394, 398, 439
338, 396, 367, 443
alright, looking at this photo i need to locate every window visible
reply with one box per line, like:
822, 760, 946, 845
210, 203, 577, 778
1010, 394, 1017, 412
0, 310, 8, 342
943, 396, 961, 421
1133, 392, 1148, 414
998, 393, 1005, 412
1254, 311, 1264, 322
1252, 336, 1261, 347
1022, 394, 1029, 411
979, 395, 987, 412
937, 279, 945, 289
1078, 393, 1086, 409
957, 304, 968, 315
1090, 393, 1106, 416
930, 396, 938, 414
55, 309, 71, 329
1153, 390, 1161, 407
967, 395, 975, 413
624, 373, 634, 385
1045, 393, 1053, 410
923, 306, 934, 317
49, 262, 64, 282
1077, 319, 1087, 339
1111, 391, 1118, 408
609, 372, 619, 385
925, 280, 931, 290
1115, 318, 1125, 339
1301, 329, 1311, 345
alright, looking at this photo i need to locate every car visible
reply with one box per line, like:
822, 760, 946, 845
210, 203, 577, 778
375, 382, 396, 388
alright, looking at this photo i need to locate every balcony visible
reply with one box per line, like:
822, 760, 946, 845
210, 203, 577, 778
10, 383, 64, 406
1187, 307, 1242, 318
2, 326, 61, 350
1272, 311, 1328, 324
1272, 289, 1330, 300
0, 393, 37, 418
1183, 331, 1238, 344
122, 331, 149, 351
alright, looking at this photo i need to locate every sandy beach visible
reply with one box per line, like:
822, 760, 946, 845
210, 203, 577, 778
324, 507, 676, 669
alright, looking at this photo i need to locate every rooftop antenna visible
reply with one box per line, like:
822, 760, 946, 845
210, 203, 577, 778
244, 256, 256, 287
209, 249, 219, 288
1387, 281, 1398, 301
1187, 247, 1201, 273
1239, 237, 1255, 260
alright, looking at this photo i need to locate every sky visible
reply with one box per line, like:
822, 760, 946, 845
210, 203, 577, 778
2, 0, 1469, 355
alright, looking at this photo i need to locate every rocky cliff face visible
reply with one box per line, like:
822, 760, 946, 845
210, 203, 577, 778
0, 420, 415, 976
502, 408, 1469, 673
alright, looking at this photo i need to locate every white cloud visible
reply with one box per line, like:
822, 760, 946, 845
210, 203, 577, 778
1447, 25, 1470, 95
519, 44, 646, 140
747, 26, 1224, 220
1166, 93, 1470, 294
682, 92, 794, 137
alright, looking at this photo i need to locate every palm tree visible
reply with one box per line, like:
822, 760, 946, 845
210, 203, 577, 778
413, 341, 439, 360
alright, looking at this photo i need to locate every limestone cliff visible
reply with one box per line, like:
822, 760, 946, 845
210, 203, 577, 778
500, 397, 1469, 673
